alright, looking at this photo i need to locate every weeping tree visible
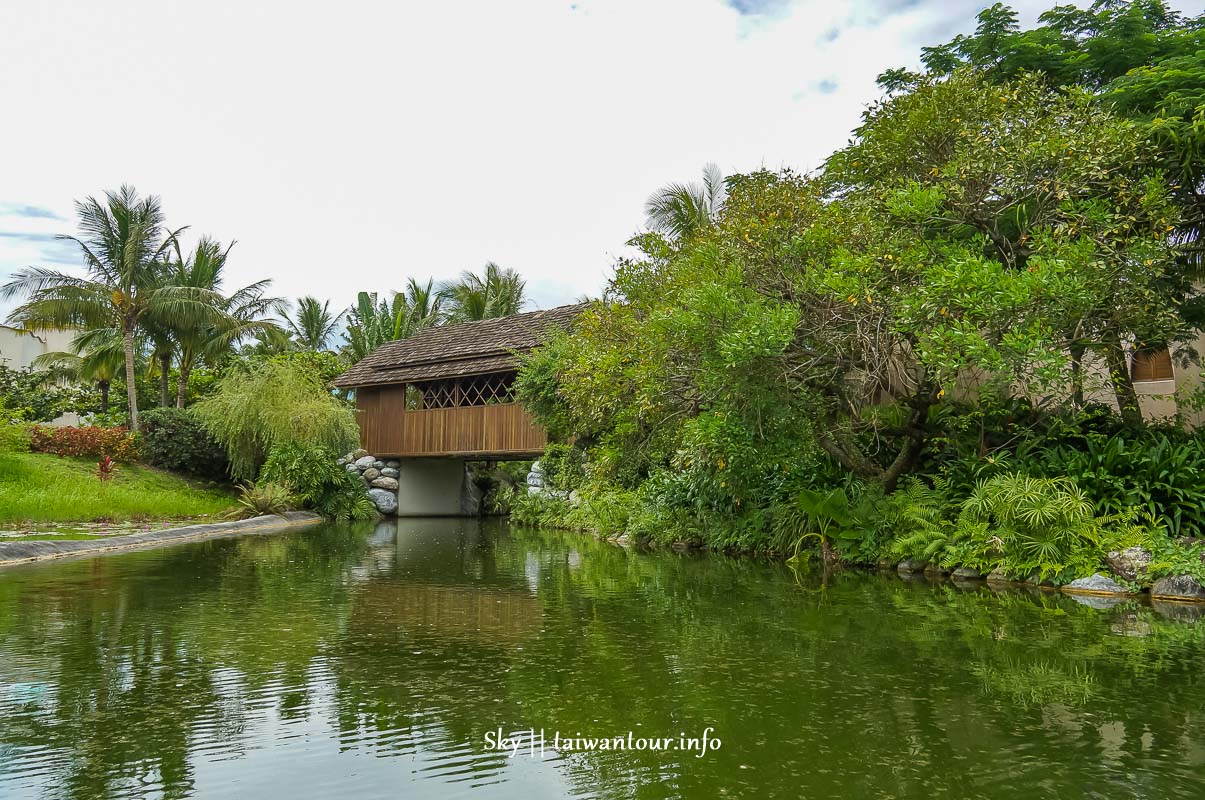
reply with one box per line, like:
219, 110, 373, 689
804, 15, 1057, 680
1, 186, 211, 430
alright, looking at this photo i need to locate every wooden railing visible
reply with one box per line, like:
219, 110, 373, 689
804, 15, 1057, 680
356, 398, 547, 458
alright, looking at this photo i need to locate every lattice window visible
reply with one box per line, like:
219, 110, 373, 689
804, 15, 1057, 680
413, 373, 515, 408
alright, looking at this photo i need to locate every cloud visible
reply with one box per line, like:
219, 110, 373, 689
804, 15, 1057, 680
0, 204, 63, 220
724, 0, 796, 16
814, 78, 839, 94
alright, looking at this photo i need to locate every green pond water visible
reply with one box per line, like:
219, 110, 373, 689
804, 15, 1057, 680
1, 520, 1203, 800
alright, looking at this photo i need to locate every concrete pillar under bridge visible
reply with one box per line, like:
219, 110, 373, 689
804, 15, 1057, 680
394, 458, 481, 517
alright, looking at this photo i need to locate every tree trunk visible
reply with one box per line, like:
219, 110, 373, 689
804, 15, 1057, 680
1069, 342, 1085, 409
176, 358, 191, 409
98, 380, 110, 414
1105, 341, 1142, 426
123, 326, 139, 431
159, 351, 171, 407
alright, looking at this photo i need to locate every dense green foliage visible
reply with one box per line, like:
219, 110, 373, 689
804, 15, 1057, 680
139, 407, 229, 482
258, 441, 375, 521
193, 358, 359, 481
514, 48, 1204, 585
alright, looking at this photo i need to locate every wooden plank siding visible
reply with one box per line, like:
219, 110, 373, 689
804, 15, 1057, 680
356, 390, 547, 458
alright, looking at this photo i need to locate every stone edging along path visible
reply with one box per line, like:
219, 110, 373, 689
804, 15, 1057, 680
0, 511, 324, 567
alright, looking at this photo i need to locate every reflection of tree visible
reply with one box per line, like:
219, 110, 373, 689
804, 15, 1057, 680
0, 525, 372, 799
1, 521, 1204, 800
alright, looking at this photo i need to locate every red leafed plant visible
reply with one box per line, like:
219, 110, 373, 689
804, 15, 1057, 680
97, 455, 116, 481
30, 425, 140, 461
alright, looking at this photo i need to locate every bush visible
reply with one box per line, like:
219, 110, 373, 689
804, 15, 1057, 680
227, 482, 296, 519
0, 422, 32, 454
258, 441, 375, 521
1031, 431, 1205, 539
194, 358, 359, 481
29, 425, 139, 461
139, 407, 229, 481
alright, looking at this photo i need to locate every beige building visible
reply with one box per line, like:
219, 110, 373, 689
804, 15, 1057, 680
0, 325, 76, 371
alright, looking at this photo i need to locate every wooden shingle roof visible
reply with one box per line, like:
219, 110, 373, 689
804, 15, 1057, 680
334, 303, 587, 388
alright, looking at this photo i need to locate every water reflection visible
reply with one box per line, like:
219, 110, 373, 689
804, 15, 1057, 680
1, 519, 1203, 799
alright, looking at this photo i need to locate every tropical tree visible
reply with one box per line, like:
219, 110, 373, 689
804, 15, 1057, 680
643, 163, 727, 243
878, 1, 1205, 262
342, 278, 445, 362
31, 331, 127, 414
0, 186, 209, 430
164, 237, 283, 408
441, 263, 525, 323
285, 296, 344, 351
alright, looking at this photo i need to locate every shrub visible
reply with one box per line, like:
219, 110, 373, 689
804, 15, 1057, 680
0, 422, 32, 454
29, 425, 140, 461
139, 407, 229, 481
1032, 431, 1205, 539
194, 359, 359, 481
258, 441, 375, 521
227, 482, 296, 519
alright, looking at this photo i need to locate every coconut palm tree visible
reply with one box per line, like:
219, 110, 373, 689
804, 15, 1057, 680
342, 278, 445, 363
164, 237, 283, 407
643, 163, 727, 242
441, 262, 526, 323
285, 296, 344, 351
31, 331, 127, 414
0, 186, 211, 430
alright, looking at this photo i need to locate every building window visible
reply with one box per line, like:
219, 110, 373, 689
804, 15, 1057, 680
1131, 346, 1174, 382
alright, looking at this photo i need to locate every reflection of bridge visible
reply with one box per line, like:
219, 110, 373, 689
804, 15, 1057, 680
335, 305, 584, 515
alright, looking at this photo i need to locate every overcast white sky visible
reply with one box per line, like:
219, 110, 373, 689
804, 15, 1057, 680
1, 0, 1188, 321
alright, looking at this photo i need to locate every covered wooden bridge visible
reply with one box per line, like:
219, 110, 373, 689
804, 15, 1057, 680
334, 303, 583, 459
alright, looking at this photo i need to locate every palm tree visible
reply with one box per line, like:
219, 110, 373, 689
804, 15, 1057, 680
643, 163, 727, 242
31, 331, 127, 414
441, 263, 526, 323
285, 296, 344, 351
341, 278, 445, 363
0, 186, 209, 430
164, 237, 283, 408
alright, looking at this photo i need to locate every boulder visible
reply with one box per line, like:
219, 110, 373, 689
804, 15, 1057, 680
1105, 546, 1151, 581
367, 488, 397, 515
952, 567, 984, 580
351, 449, 369, 459
380, 467, 399, 478
344, 463, 360, 474
385, 460, 400, 469
897, 559, 926, 573
985, 568, 1012, 585
1062, 573, 1131, 596
1151, 574, 1205, 602
373, 460, 386, 470
354, 455, 376, 469
362, 467, 381, 481
336, 456, 348, 466
371, 476, 399, 491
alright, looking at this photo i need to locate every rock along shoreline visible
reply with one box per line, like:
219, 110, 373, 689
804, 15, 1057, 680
0, 512, 324, 567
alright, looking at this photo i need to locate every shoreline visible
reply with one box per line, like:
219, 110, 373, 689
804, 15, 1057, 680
0, 511, 324, 567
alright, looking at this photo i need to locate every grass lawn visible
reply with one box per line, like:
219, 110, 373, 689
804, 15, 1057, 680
0, 451, 236, 526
